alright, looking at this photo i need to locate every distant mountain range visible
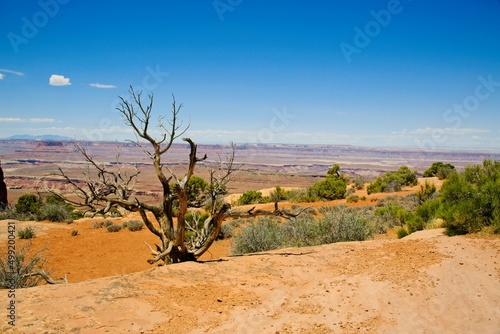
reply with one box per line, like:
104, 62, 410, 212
6, 134, 74, 141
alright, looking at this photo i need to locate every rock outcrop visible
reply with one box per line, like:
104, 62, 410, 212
0, 162, 7, 209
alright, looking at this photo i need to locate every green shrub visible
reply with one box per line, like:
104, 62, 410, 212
106, 223, 122, 232
37, 203, 71, 222
231, 206, 375, 255
396, 228, 409, 239
405, 214, 425, 233
415, 198, 441, 223
309, 176, 347, 200
92, 221, 104, 229
367, 166, 418, 194
0, 244, 47, 288
15, 194, 40, 215
219, 222, 236, 239
439, 160, 500, 235
219, 218, 245, 240
186, 176, 209, 203
232, 218, 284, 254
71, 210, 84, 220
123, 220, 143, 231
18, 226, 36, 239
416, 181, 437, 204
317, 206, 374, 244
281, 214, 321, 247
236, 190, 269, 206
0, 207, 19, 220
286, 188, 317, 203
269, 185, 287, 202
71, 230, 79, 236
423, 162, 455, 179
374, 202, 409, 228
346, 194, 359, 203
353, 176, 366, 190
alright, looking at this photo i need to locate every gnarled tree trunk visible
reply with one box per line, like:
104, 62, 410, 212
52, 87, 304, 264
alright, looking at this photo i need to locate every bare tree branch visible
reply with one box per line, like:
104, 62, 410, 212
51, 87, 305, 265
23, 270, 68, 285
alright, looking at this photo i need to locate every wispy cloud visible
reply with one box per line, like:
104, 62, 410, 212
393, 127, 491, 136
0, 118, 23, 123
0, 68, 24, 77
0, 118, 56, 123
411, 127, 491, 135
29, 118, 56, 123
49, 74, 71, 86
90, 83, 117, 89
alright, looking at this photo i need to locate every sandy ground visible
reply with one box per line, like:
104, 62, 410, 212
1, 178, 499, 333
1, 228, 499, 334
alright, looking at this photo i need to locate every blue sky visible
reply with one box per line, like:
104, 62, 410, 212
1, 0, 500, 149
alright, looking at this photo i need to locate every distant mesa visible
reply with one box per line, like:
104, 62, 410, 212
6, 134, 74, 141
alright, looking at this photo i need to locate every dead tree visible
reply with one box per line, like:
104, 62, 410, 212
54, 87, 304, 264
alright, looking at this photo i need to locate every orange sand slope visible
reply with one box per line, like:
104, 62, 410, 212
2, 229, 499, 334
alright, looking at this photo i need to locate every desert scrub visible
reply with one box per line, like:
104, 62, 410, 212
15, 194, 41, 216
346, 194, 360, 203
345, 186, 356, 197
18, 226, 36, 239
106, 223, 122, 232
219, 222, 236, 239
281, 214, 320, 247
232, 218, 284, 254
218, 218, 246, 240
122, 220, 143, 231
37, 203, 71, 222
396, 227, 409, 239
232, 207, 375, 255
317, 205, 374, 244
0, 207, 19, 220
236, 190, 269, 205
92, 220, 113, 229
71, 230, 79, 236
0, 244, 47, 288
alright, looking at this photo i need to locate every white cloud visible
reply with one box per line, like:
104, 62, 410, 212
393, 127, 492, 136
0, 118, 23, 122
0, 118, 56, 123
90, 83, 117, 89
411, 127, 491, 135
0, 68, 24, 77
29, 118, 56, 123
49, 74, 71, 86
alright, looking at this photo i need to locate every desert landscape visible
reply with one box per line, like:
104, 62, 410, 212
1, 139, 500, 333
3, 1, 500, 333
